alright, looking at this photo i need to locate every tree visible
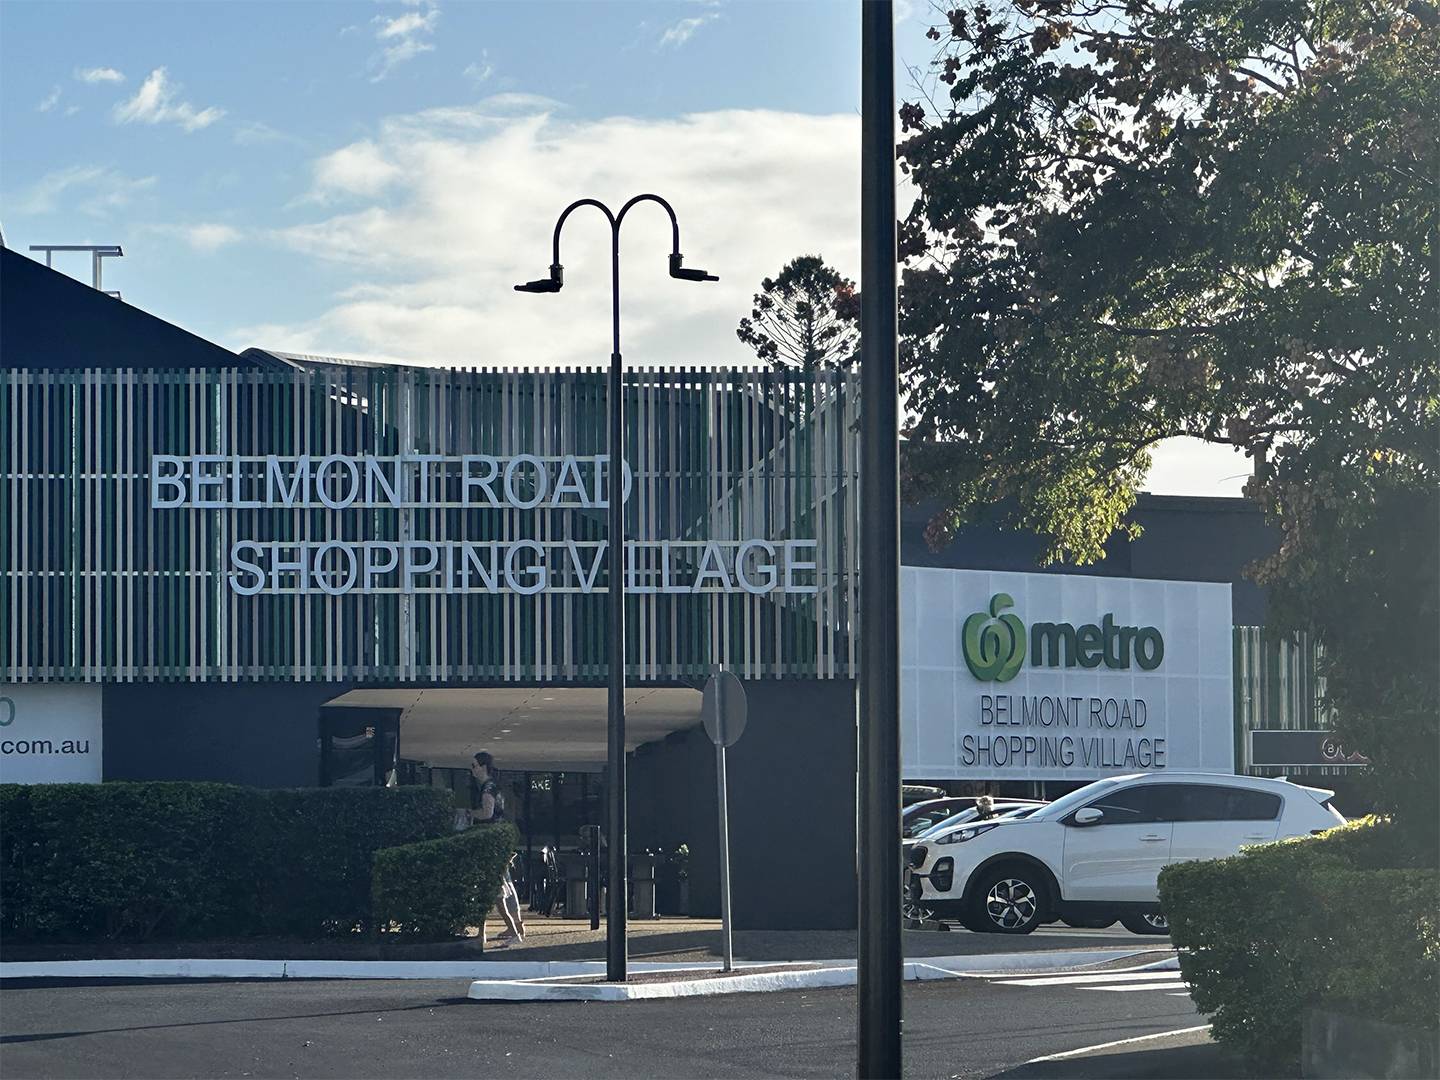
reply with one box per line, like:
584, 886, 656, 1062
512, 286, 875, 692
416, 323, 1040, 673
897, 1, 1438, 839
736, 255, 861, 371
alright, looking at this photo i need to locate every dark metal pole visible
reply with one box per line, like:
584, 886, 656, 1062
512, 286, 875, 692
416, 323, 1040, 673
589, 823, 602, 931
607, 226, 629, 983
714, 668, 734, 973
519, 193, 710, 983
858, 1, 902, 1077
523, 771, 533, 904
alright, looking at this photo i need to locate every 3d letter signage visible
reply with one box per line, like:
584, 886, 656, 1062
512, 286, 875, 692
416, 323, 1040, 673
150, 454, 819, 597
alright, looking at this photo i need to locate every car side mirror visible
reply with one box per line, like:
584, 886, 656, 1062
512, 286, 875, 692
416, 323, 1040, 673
1073, 807, 1104, 826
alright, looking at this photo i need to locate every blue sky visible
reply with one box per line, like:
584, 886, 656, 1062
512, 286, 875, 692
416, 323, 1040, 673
0, 1, 1247, 494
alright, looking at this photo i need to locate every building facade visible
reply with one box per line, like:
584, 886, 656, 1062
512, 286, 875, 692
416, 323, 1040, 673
0, 247, 1352, 930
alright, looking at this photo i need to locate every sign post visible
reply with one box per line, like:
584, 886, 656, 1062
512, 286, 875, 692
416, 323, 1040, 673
702, 667, 747, 973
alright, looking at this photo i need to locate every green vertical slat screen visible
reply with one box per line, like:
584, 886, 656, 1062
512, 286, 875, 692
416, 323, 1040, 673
0, 365, 859, 684
1233, 626, 1337, 777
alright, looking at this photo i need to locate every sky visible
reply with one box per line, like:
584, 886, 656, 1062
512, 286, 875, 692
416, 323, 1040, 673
0, 0, 1249, 496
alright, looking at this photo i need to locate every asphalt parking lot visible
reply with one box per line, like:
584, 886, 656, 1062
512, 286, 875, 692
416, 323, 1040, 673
0, 964, 1221, 1080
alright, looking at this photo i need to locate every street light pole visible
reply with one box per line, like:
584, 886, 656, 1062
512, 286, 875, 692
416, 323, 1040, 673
858, 1, 903, 1076
516, 196, 716, 983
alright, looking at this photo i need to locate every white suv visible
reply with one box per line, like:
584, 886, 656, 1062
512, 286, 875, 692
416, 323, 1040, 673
905, 772, 1344, 935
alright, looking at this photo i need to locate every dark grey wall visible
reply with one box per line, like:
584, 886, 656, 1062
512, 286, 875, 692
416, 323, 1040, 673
631, 677, 858, 931
630, 725, 720, 912
1126, 497, 1274, 624
0, 246, 259, 371
103, 682, 350, 787
903, 493, 1275, 624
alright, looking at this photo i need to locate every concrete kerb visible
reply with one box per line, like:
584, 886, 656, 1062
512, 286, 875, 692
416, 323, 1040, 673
0, 946, 1169, 986
464, 948, 1173, 1002
0, 959, 776, 981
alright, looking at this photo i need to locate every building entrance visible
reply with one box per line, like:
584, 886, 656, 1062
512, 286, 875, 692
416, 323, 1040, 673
319, 685, 704, 917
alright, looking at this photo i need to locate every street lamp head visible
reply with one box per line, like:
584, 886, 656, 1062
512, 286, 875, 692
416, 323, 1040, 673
514, 264, 564, 293
669, 252, 718, 283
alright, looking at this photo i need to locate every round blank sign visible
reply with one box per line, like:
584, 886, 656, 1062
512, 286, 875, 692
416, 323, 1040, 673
701, 671, 748, 747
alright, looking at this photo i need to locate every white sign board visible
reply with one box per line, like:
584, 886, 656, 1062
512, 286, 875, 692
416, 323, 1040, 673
901, 569, 1233, 781
0, 684, 103, 784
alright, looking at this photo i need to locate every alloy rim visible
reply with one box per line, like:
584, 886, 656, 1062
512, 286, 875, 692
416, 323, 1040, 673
985, 878, 1038, 929
1143, 912, 1169, 930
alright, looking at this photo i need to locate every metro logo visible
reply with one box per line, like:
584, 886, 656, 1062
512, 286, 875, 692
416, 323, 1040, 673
962, 594, 1165, 681
961, 593, 1027, 682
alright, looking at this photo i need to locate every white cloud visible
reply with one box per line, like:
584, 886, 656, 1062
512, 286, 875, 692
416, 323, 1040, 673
242, 102, 860, 371
233, 120, 302, 147
136, 222, 244, 253
75, 66, 125, 84
177, 223, 243, 252
16, 164, 157, 216
659, 10, 721, 49
376, 10, 435, 40
369, 4, 439, 81
113, 68, 224, 132
464, 51, 494, 85
38, 85, 62, 113
306, 139, 405, 201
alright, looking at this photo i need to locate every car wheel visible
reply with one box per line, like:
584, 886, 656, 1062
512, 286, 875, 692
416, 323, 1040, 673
968, 865, 1048, 934
1061, 914, 1117, 929
1119, 911, 1169, 935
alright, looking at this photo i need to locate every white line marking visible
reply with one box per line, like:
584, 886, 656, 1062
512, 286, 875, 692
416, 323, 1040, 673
998, 970, 1184, 987
1025, 1025, 1213, 1064
1092, 982, 1191, 992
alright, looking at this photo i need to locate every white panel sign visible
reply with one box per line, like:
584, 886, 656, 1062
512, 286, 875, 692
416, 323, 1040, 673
0, 685, 103, 784
901, 569, 1234, 781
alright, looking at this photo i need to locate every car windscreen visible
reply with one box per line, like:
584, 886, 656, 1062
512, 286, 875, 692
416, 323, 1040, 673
903, 799, 977, 835
1038, 779, 1121, 819
916, 807, 981, 837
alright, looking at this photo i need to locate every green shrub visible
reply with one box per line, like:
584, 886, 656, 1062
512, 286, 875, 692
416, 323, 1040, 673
0, 782, 454, 941
1, 782, 268, 939
372, 823, 517, 939
1159, 818, 1440, 1073
259, 786, 454, 936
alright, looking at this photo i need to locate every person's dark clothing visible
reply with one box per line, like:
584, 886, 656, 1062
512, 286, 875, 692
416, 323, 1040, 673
475, 777, 505, 821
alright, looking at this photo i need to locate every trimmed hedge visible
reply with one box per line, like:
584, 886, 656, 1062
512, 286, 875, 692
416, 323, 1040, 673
373, 823, 518, 938
260, 787, 456, 936
1159, 818, 1440, 1073
0, 782, 454, 941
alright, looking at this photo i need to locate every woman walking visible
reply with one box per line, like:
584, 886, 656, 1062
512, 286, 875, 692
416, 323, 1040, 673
470, 750, 526, 947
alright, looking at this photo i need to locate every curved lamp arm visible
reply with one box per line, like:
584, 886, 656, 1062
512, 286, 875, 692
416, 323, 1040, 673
618, 194, 717, 282
515, 193, 715, 292
616, 193, 680, 254
551, 197, 618, 273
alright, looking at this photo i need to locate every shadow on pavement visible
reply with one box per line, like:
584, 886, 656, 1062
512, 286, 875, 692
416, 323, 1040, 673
987, 1040, 1278, 1080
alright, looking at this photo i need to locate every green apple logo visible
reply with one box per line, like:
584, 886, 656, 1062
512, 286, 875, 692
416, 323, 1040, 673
962, 593, 1027, 682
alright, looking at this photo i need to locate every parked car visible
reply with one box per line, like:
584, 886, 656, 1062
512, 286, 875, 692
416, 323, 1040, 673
902, 797, 986, 839
902, 796, 1048, 839
902, 801, 1046, 922
905, 772, 1345, 935
912, 800, 1047, 841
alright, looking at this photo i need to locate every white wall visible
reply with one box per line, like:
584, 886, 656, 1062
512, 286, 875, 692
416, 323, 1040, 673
0, 684, 103, 784
901, 568, 1234, 782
